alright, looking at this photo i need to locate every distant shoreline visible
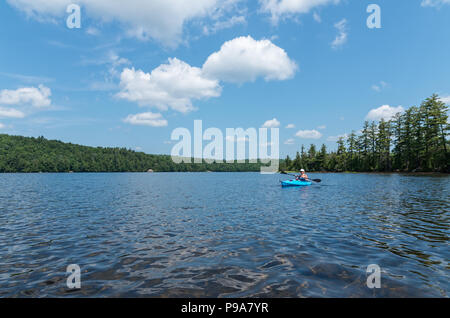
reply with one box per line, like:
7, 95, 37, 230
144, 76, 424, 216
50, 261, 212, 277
284, 171, 449, 175
0, 171, 448, 175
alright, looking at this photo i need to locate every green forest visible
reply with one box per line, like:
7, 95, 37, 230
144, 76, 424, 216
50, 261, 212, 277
281, 94, 449, 173
0, 134, 263, 173
0, 94, 448, 174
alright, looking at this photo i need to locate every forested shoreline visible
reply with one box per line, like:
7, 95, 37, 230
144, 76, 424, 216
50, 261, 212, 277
0, 134, 263, 173
0, 95, 448, 174
281, 95, 449, 173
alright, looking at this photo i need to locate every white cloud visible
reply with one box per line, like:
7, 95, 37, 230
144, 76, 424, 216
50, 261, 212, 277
259, 0, 340, 23
284, 138, 295, 145
123, 112, 168, 127
0, 107, 26, 118
372, 81, 387, 92
263, 118, 281, 128
366, 105, 405, 121
202, 36, 297, 83
285, 123, 295, 129
7, 0, 225, 46
421, 0, 450, 7
327, 133, 348, 142
295, 129, 322, 139
107, 52, 130, 75
117, 58, 221, 113
317, 125, 326, 130
81, 51, 130, 91
439, 95, 450, 104
331, 18, 348, 49
118, 36, 295, 116
0, 85, 51, 108
81, 51, 130, 73
203, 15, 246, 35
0, 123, 5, 129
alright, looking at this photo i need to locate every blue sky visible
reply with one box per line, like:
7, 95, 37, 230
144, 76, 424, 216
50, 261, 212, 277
0, 0, 449, 157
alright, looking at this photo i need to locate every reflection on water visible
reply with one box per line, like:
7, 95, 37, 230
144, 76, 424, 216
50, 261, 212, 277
0, 172, 448, 297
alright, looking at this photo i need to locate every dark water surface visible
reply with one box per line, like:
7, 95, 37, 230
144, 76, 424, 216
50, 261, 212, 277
0, 172, 448, 297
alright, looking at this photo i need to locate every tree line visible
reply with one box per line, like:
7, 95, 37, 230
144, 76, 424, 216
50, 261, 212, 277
0, 134, 263, 173
1, 94, 447, 174
280, 94, 449, 173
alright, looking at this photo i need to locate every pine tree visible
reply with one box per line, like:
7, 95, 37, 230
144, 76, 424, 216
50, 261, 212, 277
316, 144, 328, 171
293, 151, 302, 171
368, 122, 378, 171
336, 137, 347, 171
347, 131, 357, 171
376, 119, 392, 171
285, 155, 292, 171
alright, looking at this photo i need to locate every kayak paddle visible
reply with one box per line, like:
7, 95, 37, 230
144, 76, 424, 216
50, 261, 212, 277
280, 171, 322, 183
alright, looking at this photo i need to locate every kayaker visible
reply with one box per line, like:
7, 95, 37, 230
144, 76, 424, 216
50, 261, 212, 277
296, 169, 309, 181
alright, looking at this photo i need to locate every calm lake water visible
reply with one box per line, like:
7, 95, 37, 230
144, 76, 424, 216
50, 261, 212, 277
0, 172, 448, 297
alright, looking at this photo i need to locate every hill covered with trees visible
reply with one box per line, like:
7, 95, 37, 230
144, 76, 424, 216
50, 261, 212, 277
1, 95, 448, 174
0, 134, 263, 173
281, 94, 449, 173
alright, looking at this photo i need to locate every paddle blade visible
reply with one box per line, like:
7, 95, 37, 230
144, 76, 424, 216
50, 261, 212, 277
312, 179, 322, 183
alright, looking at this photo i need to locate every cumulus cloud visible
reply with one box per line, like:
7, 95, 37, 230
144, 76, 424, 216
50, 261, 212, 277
284, 138, 295, 145
295, 129, 322, 139
439, 95, 450, 104
331, 18, 348, 49
0, 85, 51, 108
117, 58, 221, 113
118, 36, 296, 123
262, 118, 281, 128
327, 133, 348, 142
7, 0, 226, 46
366, 105, 404, 121
202, 36, 297, 83
259, 0, 340, 23
123, 112, 168, 127
0, 85, 52, 120
285, 123, 295, 129
0, 123, 5, 129
0, 107, 26, 118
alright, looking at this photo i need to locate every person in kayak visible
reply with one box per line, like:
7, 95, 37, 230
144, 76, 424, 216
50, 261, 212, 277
296, 169, 309, 181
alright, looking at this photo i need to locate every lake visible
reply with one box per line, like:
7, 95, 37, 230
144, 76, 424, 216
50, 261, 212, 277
0, 172, 448, 297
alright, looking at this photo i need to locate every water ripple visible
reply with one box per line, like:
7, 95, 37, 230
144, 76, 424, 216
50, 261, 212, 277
0, 172, 448, 297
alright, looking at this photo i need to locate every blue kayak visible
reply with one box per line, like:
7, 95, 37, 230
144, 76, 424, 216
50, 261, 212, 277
281, 179, 312, 187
